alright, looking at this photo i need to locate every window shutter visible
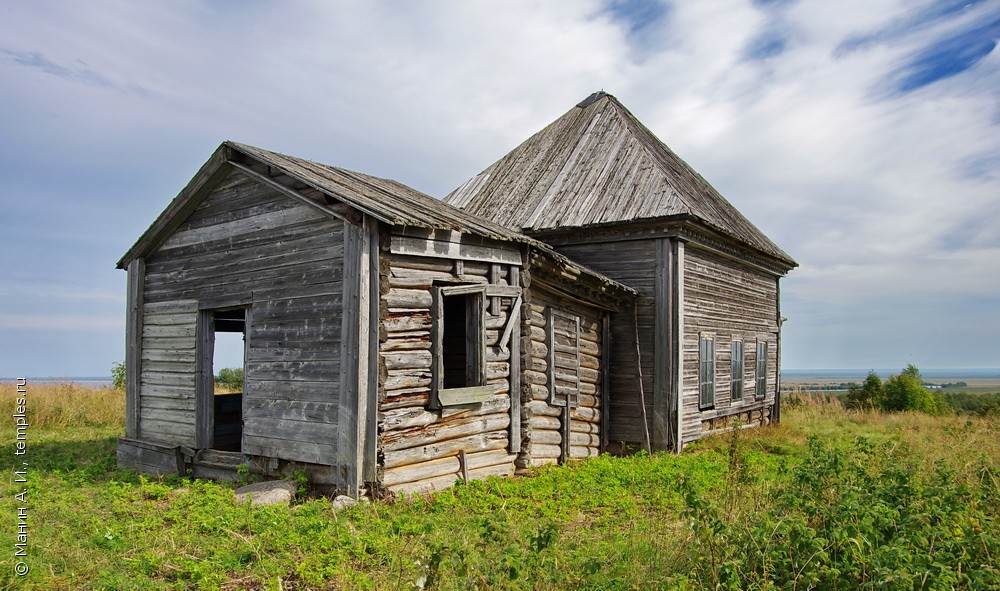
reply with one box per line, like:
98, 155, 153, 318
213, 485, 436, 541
699, 334, 715, 409
731, 340, 744, 401
755, 340, 768, 400
547, 308, 580, 408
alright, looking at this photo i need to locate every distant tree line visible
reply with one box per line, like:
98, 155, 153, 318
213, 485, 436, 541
845, 365, 949, 415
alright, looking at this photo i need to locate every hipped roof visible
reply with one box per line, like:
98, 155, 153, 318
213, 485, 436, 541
118, 141, 636, 303
445, 92, 796, 269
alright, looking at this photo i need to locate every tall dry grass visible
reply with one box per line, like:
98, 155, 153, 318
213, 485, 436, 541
768, 389, 1000, 482
1, 382, 124, 429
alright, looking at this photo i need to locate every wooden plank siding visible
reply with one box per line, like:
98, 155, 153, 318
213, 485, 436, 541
518, 287, 605, 469
556, 239, 656, 451
140, 169, 346, 466
376, 230, 520, 496
680, 245, 779, 444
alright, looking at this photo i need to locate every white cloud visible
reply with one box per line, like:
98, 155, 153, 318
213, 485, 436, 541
0, 0, 997, 372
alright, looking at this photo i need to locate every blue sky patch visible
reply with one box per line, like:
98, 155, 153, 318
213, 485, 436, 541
745, 33, 788, 60
893, 14, 1000, 92
604, 0, 668, 36
837, 0, 989, 55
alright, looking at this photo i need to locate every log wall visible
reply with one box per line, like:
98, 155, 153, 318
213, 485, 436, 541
518, 287, 605, 468
680, 246, 779, 444
377, 233, 520, 495
140, 169, 345, 464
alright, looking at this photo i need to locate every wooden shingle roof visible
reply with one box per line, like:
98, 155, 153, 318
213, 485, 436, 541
445, 92, 796, 269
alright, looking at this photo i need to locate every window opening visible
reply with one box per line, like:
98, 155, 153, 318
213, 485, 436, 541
431, 285, 488, 408
442, 293, 477, 389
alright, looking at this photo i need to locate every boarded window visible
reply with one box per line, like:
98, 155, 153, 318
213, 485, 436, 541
431, 285, 487, 408
755, 340, 768, 400
699, 334, 715, 409
731, 340, 744, 401
547, 308, 580, 408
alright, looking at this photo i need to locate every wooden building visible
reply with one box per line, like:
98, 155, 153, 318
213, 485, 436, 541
118, 92, 795, 494
446, 92, 798, 452
116, 141, 635, 496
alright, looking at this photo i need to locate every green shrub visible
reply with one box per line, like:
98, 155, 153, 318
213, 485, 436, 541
883, 364, 947, 414
215, 367, 244, 391
111, 360, 126, 390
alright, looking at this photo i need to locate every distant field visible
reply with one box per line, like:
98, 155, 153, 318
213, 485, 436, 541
782, 371, 1000, 394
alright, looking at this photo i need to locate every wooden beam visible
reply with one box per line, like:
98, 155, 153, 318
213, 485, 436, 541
508, 293, 522, 454
125, 258, 145, 438
337, 217, 370, 495
498, 295, 522, 353
228, 160, 359, 225
390, 234, 521, 266
652, 238, 670, 451
363, 216, 380, 483
673, 240, 686, 453
195, 310, 215, 449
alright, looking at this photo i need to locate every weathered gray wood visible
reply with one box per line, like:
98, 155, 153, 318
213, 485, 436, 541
508, 294, 522, 454
653, 238, 670, 450
125, 258, 144, 438
229, 160, 358, 224
600, 311, 610, 452
195, 310, 214, 449
674, 240, 685, 452
390, 234, 521, 265
438, 386, 494, 406
117, 437, 184, 475
337, 217, 369, 494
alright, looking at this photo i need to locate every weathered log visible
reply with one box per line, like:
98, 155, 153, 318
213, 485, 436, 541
529, 443, 561, 459
382, 431, 508, 469
383, 455, 460, 487
381, 337, 430, 352
382, 413, 510, 452
385, 288, 432, 310
525, 400, 562, 417
530, 429, 562, 446
381, 350, 432, 371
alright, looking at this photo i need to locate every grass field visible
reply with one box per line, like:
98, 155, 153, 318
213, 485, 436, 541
1, 383, 997, 590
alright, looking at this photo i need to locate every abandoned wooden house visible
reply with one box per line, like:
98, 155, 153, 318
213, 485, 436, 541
116, 140, 635, 496
117, 92, 795, 496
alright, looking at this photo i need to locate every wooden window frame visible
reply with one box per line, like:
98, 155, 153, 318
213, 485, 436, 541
429, 284, 489, 409
755, 340, 768, 401
547, 308, 580, 408
699, 333, 716, 410
731, 340, 744, 402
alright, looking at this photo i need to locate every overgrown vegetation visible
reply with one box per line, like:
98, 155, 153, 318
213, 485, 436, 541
111, 360, 126, 391
215, 367, 244, 392
2, 382, 997, 589
845, 364, 949, 414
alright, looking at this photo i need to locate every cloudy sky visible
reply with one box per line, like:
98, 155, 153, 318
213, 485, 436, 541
1, 0, 998, 377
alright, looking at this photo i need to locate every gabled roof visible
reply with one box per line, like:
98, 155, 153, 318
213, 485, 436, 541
118, 141, 636, 304
445, 92, 796, 269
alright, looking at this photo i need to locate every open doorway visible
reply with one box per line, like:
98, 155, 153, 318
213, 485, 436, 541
210, 308, 245, 451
